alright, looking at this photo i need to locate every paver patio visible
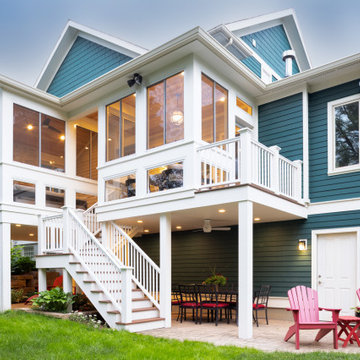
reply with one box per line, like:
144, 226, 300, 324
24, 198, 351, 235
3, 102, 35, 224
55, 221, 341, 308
141, 309, 360, 354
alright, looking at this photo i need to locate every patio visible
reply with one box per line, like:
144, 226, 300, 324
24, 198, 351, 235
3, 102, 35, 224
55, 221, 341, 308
141, 309, 360, 354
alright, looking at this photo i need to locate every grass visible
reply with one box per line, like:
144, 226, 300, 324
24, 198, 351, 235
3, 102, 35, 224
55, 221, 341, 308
0, 311, 359, 360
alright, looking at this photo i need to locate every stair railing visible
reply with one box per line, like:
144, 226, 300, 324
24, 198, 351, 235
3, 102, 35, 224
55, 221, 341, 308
83, 203, 101, 236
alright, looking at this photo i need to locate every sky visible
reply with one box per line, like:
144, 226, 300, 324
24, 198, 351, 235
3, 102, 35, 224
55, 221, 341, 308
0, 0, 359, 86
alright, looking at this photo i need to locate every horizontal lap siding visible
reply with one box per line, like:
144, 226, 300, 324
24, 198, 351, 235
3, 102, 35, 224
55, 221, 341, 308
47, 37, 132, 97
134, 210, 360, 297
258, 93, 303, 161
309, 80, 360, 202
241, 25, 300, 78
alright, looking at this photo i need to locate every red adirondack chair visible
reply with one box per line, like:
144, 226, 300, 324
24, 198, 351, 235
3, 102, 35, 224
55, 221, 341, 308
284, 285, 340, 350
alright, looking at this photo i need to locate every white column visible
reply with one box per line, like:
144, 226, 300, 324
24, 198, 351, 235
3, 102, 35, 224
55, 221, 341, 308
160, 213, 172, 327
38, 269, 47, 292
238, 201, 253, 339
121, 268, 132, 323
62, 269, 73, 312
239, 128, 252, 184
269, 145, 281, 194
0, 223, 11, 312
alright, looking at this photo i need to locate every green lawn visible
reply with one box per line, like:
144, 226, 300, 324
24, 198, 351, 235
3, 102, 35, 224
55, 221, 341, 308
0, 311, 358, 360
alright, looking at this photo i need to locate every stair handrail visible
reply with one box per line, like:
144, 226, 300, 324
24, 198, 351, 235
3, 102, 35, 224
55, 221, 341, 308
108, 221, 160, 309
65, 208, 132, 317
83, 202, 101, 235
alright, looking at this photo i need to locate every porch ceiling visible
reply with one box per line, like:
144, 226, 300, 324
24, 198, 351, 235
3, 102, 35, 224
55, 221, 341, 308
116, 202, 303, 235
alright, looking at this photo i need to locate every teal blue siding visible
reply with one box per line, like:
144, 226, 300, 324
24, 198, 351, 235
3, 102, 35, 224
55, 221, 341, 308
272, 75, 277, 82
241, 25, 300, 78
47, 37, 132, 97
309, 80, 360, 202
241, 56, 261, 78
134, 210, 360, 297
258, 93, 303, 161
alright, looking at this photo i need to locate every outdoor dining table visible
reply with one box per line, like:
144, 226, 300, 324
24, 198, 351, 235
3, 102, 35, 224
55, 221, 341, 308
337, 316, 360, 347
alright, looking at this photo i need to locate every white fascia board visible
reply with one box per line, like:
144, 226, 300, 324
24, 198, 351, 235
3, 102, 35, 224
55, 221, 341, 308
225, 9, 311, 71
35, 20, 148, 91
308, 198, 360, 215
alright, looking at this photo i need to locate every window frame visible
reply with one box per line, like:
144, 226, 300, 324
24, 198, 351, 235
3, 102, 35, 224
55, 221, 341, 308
201, 73, 229, 143
104, 172, 136, 202
328, 94, 360, 175
106, 93, 136, 162
147, 71, 185, 149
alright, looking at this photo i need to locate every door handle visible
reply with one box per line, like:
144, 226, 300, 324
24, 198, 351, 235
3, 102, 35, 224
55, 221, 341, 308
318, 280, 322, 285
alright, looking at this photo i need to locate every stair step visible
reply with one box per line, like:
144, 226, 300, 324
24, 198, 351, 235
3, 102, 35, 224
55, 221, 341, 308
91, 290, 103, 293
107, 310, 120, 314
99, 300, 112, 304
69, 261, 80, 264
83, 280, 96, 284
132, 289, 141, 292
132, 298, 149, 302
132, 307, 155, 313
116, 317, 165, 326
76, 270, 88, 274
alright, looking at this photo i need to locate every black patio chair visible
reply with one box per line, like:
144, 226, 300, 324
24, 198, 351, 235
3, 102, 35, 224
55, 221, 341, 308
178, 284, 199, 323
171, 285, 181, 321
253, 284, 271, 326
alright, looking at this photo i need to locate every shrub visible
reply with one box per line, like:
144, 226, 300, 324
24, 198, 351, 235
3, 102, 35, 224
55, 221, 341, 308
69, 311, 103, 329
12, 257, 36, 275
72, 294, 95, 312
11, 289, 24, 303
31, 287, 73, 313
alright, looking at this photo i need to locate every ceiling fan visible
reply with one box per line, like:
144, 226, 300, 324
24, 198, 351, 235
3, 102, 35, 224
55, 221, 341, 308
193, 219, 231, 233
42, 118, 61, 133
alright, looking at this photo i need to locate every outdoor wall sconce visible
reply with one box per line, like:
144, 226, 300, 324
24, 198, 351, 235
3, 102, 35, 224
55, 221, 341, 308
127, 73, 143, 87
298, 239, 307, 251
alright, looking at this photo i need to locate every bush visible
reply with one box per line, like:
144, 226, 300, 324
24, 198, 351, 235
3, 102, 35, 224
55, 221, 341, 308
72, 294, 95, 312
11, 246, 36, 275
31, 287, 73, 313
69, 311, 103, 329
11, 289, 24, 303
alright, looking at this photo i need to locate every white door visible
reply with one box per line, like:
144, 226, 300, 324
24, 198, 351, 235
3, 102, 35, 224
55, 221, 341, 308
317, 232, 357, 320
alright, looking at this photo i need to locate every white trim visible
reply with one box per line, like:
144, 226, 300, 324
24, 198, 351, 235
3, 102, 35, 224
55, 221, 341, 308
268, 296, 288, 308
308, 197, 360, 215
327, 93, 360, 175
302, 88, 309, 203
311, 227, 360, 295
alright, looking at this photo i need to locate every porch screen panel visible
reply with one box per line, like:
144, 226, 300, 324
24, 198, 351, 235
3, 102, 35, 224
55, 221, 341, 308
13, 104, 39, 166
201, 74, 214, 143
106, 101, 120, 161
91, 131, 98, 180
148, 82, 165, 149
41, 114, 65, 172
122, 94, 136, 156
76, 126, 91, 178
166, 73, 184, 143
215, 84, 228, 141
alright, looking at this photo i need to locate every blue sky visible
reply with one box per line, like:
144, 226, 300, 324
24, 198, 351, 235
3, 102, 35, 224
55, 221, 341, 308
0, 0, 359, 86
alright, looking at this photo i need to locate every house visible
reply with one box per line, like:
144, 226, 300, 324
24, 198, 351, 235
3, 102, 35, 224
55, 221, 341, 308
0, 8, 359, 339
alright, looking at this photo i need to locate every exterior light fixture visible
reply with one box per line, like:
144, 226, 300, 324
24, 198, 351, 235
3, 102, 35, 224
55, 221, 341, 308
218, 209, 226, 213
59, 135, 65, 141
137, 220, 143, 224
108, 138, 112, 141
15, 224, 21, 227
298, 239, 307, 251
127, 73, 142, 87
27, 124, 33, 130
254, 217, 261, 221
176, 226, 182, 230
29, 233, 34, 237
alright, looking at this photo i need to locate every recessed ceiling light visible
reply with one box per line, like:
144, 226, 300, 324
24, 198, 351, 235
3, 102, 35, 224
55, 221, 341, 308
73, 124, 77, 128
176, 226, 182, 230
108, 138, 112, 141
59, 135, 65, 141
218, 209, 226, 213
15, 224, 21, 227
144, 229, 149, 233
254, 217, 261, 221
27, 124, 33, 130
137, 220, 143, 224
29, 233, 34, 237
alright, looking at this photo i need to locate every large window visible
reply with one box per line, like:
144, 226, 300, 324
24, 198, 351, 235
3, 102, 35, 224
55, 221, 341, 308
106, 94, 136, 161
148, 162, 183, 193
147, 72, 184, 149
329, 96, 360, 173
76, 193, 97, 210
13, 180, 35, 205
45, 186, 65, 208
201, 74, 228, 143
76, 126, 98, 180
13, 104, 65, 172
105, 174, 136, 202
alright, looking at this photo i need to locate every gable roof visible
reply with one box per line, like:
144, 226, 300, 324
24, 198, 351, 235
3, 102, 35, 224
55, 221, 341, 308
35, 21, 147, 93
224, 9, 311, 72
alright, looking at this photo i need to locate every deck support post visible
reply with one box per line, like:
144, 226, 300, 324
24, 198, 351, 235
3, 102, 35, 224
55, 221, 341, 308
238, 200, 253, 339
160, 213, 172, 327
0, 223, 11, 312
63, 269, 73, 312
38, 269, 47, 292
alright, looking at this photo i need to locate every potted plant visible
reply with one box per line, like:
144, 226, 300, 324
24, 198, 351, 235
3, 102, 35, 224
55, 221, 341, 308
351, 306, 360, 318
203, 268, 227, 290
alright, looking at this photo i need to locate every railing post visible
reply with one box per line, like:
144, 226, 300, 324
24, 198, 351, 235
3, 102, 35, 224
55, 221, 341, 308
239, 128, 252, 184
62, 206, 71, 253
293, 160, 303, 202
121, 267, 132, 323
37, 214, 44, 255
269, 145, 281, 195
75, 209, 84, 223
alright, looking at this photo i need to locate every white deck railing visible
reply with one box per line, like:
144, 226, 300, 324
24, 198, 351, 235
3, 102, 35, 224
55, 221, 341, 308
39, 214, 64, 253
105, 222, 160, 309
83, 203, 100, 235
197, 128, 302, 202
